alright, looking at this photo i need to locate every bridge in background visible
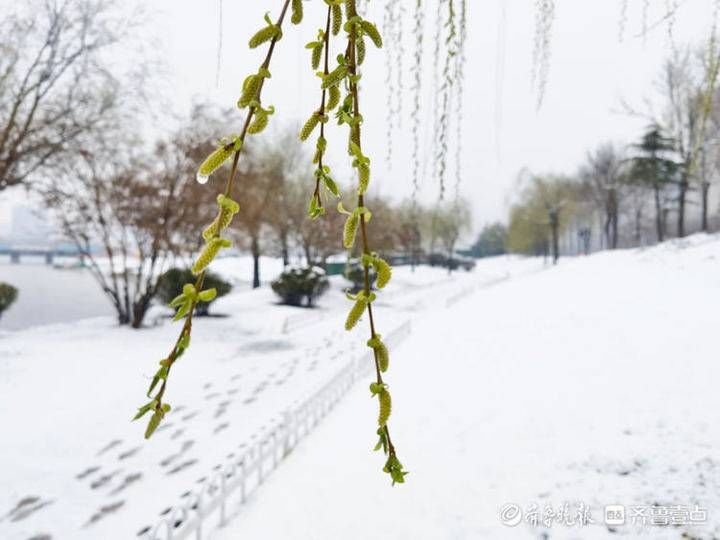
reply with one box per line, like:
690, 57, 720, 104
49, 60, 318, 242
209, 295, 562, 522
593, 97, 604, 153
0, 244, 85, 265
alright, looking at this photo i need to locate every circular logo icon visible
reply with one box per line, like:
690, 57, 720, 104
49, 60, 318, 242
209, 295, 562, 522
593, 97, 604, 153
499, 502, 522, 527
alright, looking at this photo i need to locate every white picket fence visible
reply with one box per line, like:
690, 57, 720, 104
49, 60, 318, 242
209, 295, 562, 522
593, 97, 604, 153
142, 319, 412, 540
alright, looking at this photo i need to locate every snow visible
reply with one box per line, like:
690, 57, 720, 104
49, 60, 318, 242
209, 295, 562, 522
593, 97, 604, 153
3, 235, 717, 540
212, 234, 720, 540
0, 259, 524, 540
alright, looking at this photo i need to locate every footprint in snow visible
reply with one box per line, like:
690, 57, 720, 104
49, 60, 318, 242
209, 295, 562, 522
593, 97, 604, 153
6, 497, 54, 522
96, 439, 122, 456
160, 440, 194, 466
118, 447, 141, 460
109, 472, 143, 495
76, 466, 100, 480
181, 411, 199, 422
84, 501, 125, 526
160, 453, 178, 467
167, 459, 198, 475
90, 470, 121, 490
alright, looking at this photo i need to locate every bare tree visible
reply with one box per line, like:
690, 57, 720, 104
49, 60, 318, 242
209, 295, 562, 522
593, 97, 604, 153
40, 124, 213, 328
261, 130, 309, 267
579, 143, 626, 249
395, 201, 423, 269
290, 186, 344, 265
0, 0, 140, 191
232, 158, 273, 289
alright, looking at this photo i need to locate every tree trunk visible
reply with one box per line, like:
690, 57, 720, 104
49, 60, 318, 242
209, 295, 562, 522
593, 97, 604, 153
131, 294, 153, 329
634, 209, 642, 246
251, 236, 261, 289
609, 189, 618, 249
677, 175, 687, 238
603, 213, 611, 251
653, 185, 664, 242
611, 213, 618, 249
550, 214, 560, 265
280, 230, 289, 267
701, 181, 710, 232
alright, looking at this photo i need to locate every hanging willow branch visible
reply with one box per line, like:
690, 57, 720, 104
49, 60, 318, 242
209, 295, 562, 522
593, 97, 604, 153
301, 2, 342, 218
300, 0, 409, 485
383, 2, 398, 166
532, 0, 555, 110
133, 0, 294, 439
410, 0, 424, 206
618, 0, 628, 42
435, 0, 458, 198
452, 0, 467, 199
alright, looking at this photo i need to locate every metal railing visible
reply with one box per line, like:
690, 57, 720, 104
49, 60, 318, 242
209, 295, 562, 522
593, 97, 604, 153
142, 319, 412, 540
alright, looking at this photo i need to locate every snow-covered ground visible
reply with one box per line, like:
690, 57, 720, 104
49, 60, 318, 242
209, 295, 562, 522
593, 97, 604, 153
3, 235, 718, 540
211, 234, 720, 540
0, 258, 531, 540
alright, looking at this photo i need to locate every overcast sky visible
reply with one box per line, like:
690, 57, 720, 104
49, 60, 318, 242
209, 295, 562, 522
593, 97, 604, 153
1, 0, 717, 234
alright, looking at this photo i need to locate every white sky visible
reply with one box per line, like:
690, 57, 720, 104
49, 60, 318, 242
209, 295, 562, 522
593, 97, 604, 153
1, 0, 717, 233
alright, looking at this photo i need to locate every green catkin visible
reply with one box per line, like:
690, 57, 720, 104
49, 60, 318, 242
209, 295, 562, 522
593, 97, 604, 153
357, 36, 366, 65
312, 137, 325, 164
345, 295, 368, 330
238, 75, 260, 108
367, 335, 389, 372
291, 0, 303, 24
361, 20, 383, 48
350, 124, 361, 153
300, 112, 321, 141
248, 108, 270, 134
202, 194, 240, 241
322, 64, 348, 89
358, 163, 370, 194
343, 214, 358, 248
326, 85, 341, 111
198, 145, 234, 177
378, 389, 391, 426
332, 4, 343, 35
346, 0, 357, 18
373, 257, 392, 288
322, 173, 339, 197
249, 25, 280, 49
192, 237, 232, 275
311, 44, 323, 70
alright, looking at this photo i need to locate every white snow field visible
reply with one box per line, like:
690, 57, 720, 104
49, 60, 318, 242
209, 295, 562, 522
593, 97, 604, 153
213, 234, 720, 540
1, 235, 718, 540
0, 258, 532, 540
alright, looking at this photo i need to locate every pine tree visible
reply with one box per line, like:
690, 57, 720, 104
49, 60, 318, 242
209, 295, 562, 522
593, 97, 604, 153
630, 125, 679, 242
